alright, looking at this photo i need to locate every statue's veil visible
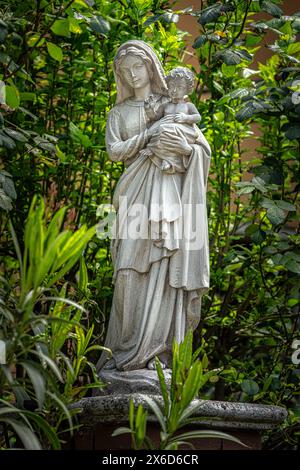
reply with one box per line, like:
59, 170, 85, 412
113, 40, 168, 104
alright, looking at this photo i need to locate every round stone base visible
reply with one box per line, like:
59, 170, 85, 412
67, 393, 287, 450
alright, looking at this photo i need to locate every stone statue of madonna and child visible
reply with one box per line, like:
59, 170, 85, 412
96, 40, 211, 392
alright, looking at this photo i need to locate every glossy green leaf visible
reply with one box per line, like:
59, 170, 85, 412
3, 128, 28, 142
1, 417, 42, 449
111, 426, 133, 437
78, 256, 88, 291
198, 5, 222, 25
142, 396, 166, 432
267, 205, 285, 225
27, 33, 45, 48
47, 42, 63, 62
5, 85, 20, 109
261, 1, 282, 18
283, 123, 300, 140
192, 35, 207, 49
20, 361, 46, 410
276, 200, 296, 211
241, 379, 259, 395
51, 19, 70, 37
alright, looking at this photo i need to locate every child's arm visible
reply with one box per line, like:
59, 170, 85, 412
174, 103, 201, 124
186, 102, 201, 123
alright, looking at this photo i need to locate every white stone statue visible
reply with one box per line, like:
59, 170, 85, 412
97, 40, 211, 376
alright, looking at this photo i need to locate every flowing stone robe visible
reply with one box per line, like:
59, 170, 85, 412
97, 96, 211, 372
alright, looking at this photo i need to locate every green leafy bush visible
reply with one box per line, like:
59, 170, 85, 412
0, 196, 103, 449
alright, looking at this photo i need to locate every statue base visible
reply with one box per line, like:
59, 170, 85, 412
67, 393, 287, 450
94, 368, 172, 396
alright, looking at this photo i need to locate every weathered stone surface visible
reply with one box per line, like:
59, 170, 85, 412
70, 394, 287, 431
95, 368, 172, 396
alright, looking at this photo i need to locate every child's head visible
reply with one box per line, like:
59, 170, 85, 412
166, 67, 195, 100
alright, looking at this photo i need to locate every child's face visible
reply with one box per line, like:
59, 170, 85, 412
168, 78, 188, 101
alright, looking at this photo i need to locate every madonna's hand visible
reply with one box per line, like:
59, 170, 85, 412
158, 133, 193, 156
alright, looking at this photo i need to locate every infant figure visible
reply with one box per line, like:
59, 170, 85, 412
140, 67, 201, 173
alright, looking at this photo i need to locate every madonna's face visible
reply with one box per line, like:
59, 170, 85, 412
119, 54, 150, 90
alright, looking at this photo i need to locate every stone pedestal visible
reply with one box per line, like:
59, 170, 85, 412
67, 394, 287, 451
96, 369, 172, 395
